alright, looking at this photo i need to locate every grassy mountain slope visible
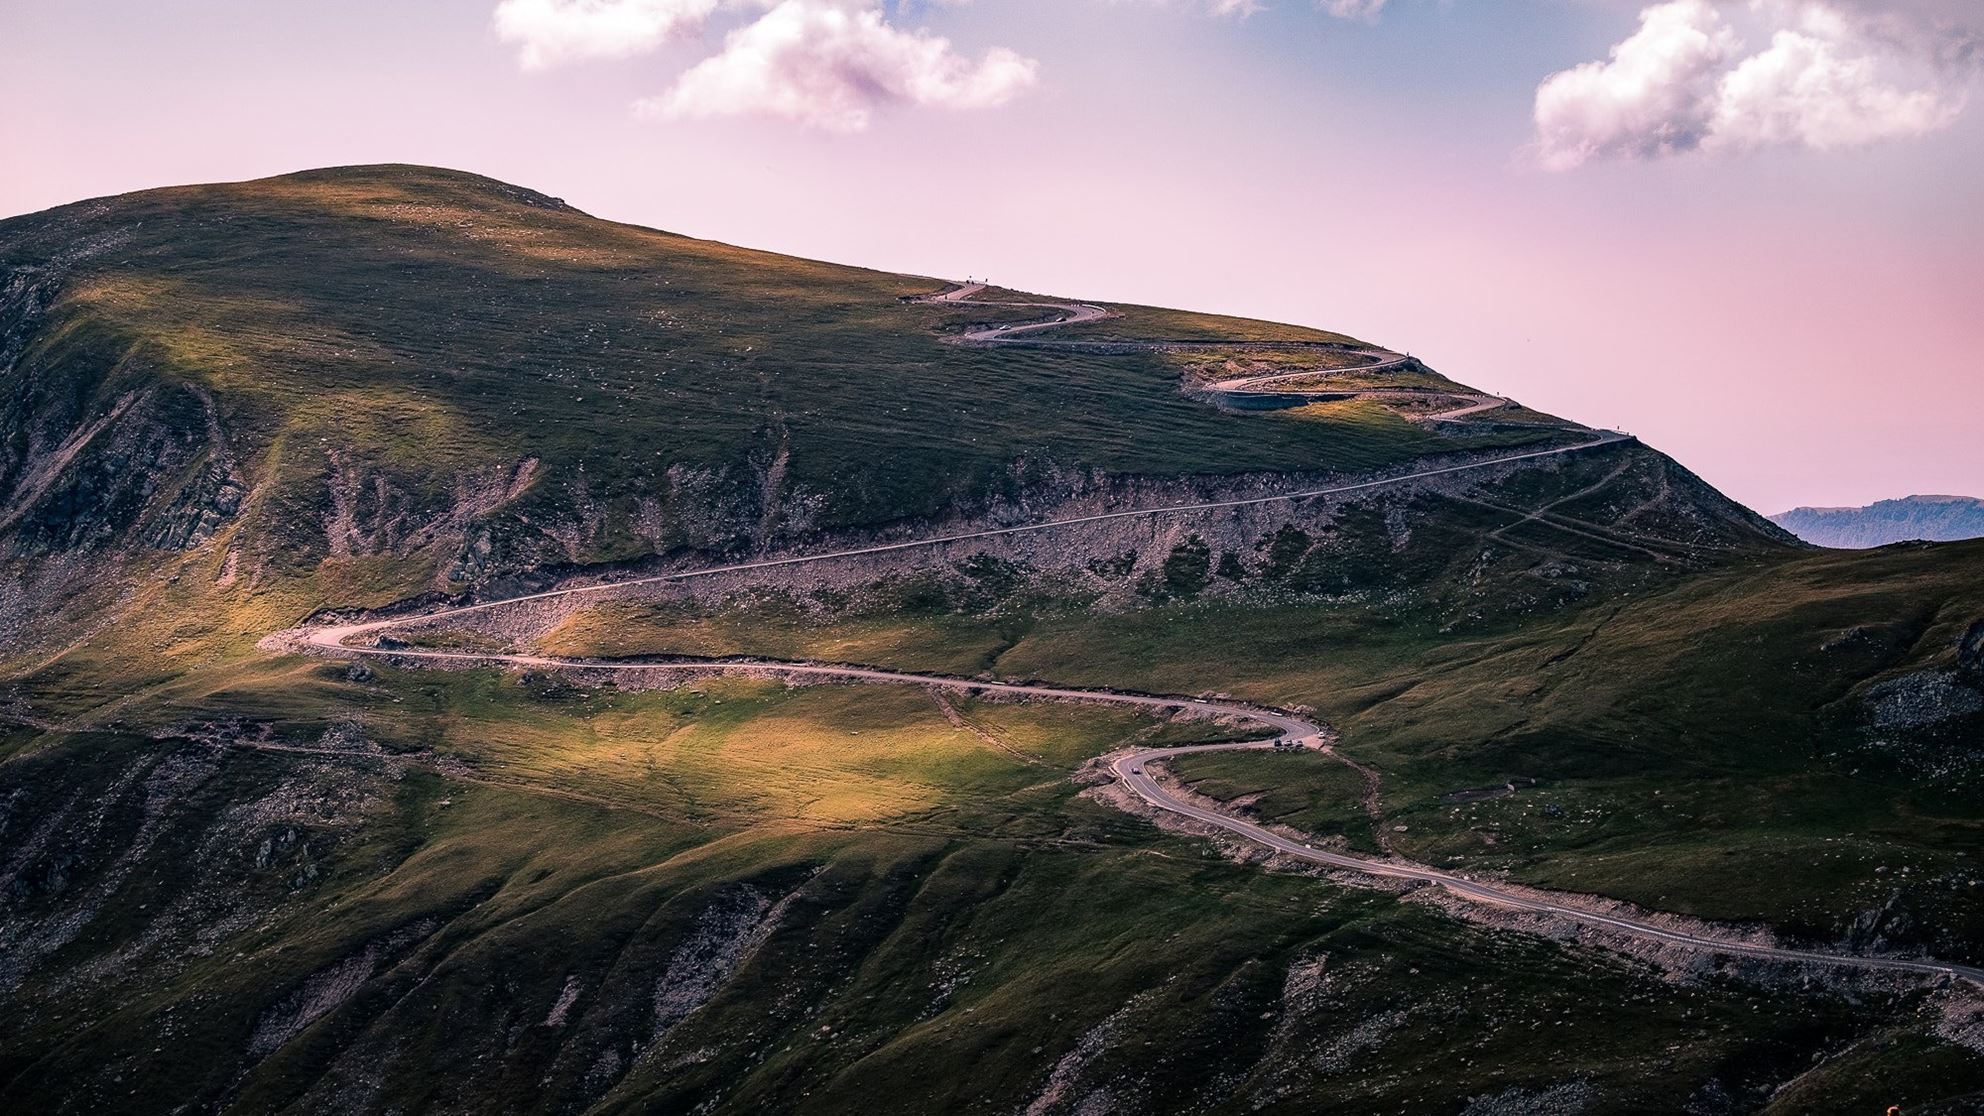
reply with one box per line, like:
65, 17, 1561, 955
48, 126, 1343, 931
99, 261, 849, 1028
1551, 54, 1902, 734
510, 479, 1984, 959
4, 167, 1980, 1113
1, 164, 1490, 579
0, 164, 1595, 697
4, 681, 1978, 1115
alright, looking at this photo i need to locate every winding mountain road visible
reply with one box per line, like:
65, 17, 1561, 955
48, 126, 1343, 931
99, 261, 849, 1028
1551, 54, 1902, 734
922, 283, 1510, 422
294, 283, 1982, 991
1114, 745, 1984, 987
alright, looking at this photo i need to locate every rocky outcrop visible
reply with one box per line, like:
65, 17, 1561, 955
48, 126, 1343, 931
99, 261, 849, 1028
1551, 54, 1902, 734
647, 883, 799, 1049
1960, 619, 1984, 678
1857, 624, 1984, 781
386, 441, 1784, 672
247, 919, 436, 1057
0, 382, 243, 557
0, 226, 247, 562
1864, 671, 1984, 730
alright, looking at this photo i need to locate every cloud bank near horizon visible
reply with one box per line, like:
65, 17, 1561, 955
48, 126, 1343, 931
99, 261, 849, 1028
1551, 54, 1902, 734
1533, 0, 1969, 170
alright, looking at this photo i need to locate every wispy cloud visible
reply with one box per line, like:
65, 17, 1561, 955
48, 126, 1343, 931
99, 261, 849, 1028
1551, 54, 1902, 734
1316, 0, 1389, 21
495, 0, 1037, 129
1533, 0, 1968, 170
1114, 0, 1388, 19
494, 0, 719, 69
642, 0, 1038, 131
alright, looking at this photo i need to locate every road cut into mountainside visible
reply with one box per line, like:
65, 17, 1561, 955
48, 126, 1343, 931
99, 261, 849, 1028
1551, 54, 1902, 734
290, 282, 1982, 991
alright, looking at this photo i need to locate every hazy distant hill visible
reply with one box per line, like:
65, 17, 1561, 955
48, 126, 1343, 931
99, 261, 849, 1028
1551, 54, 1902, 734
1772, 494, 1984, 548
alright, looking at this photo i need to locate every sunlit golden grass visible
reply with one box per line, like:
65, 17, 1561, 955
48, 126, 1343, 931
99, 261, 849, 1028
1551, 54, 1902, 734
66, 273, 400, 380
479, 518, 1984, 940
1175, 350, 1379, 378
428, 678, 1174, 828
0, 533, 447, 725
1079, 303, 1365, 345
1275, 397, 1421, 428
536, 597, 1024, 676
109, 652, 1165, 832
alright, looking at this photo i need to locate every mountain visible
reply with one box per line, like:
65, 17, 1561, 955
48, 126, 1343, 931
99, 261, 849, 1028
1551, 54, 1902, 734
1773, 494, 1984, 548
0, 165, 1410, 574
4, 167, 1982, 1114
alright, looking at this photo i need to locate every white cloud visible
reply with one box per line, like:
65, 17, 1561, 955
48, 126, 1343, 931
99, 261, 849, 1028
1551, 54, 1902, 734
1712, 16, 1962, 151
495, 0, 718, 69
1316, 0, 1389, 21
642, 0, 1039, 131
1116, 0, 1386, 19
1533, 0, 1738, 169
1533, 0, 1967, 169
1824, 0, 1984, 71
1108, 0, 1264, 16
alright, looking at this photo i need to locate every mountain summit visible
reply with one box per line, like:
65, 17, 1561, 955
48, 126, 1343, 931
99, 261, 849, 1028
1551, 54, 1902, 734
0, 164, 1777, 646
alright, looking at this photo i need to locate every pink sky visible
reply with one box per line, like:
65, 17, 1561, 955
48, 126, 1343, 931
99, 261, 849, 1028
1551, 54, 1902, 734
3, 0, 1979, 514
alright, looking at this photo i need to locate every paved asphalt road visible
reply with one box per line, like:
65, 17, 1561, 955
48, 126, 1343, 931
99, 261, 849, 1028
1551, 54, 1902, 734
293, 283, 1982, 992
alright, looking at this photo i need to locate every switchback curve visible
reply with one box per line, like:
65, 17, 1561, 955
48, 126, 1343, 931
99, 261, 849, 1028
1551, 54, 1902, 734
919, 282, 1510, 422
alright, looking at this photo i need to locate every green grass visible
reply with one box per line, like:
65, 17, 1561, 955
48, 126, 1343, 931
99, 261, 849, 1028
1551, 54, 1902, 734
5, 531, 1980, 1110
5, 165, 1979, 1111
513, 500, 1983, 958
1, 165, 1510, 586
5, 718, 1978, 1114
1165, 748, 1384, 853
1, 163, 1578, 725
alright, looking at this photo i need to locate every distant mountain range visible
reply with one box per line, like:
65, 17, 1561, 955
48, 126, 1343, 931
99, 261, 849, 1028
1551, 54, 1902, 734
1772, 494, 1984, 548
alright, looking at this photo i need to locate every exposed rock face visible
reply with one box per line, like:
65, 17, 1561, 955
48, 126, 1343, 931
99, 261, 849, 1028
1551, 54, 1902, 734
1461, 1080, 1594, 1115
1960, 619, 1984, 678
647, 883, 798, 1048
0, 217, 239, 565
1772, 495, 1984, 549
1858, 626, 1984, 780
0, 381, 245, 558
247, 920, 436, 1056
1864, 671, 1984, 730
390, 442, 1785, 675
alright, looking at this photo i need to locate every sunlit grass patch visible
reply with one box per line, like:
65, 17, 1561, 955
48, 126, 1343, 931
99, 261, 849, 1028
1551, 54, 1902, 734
536, 594, 1032, 677
231, 670, 1165, 831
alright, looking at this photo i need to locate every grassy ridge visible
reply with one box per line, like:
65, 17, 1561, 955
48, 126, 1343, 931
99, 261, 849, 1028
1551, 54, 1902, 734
0, 162, 1571, 735
1, 165, 1509, 581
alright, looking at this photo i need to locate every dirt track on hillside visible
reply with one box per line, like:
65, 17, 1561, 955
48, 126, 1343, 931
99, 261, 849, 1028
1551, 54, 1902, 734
287, 283, 1980, 992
